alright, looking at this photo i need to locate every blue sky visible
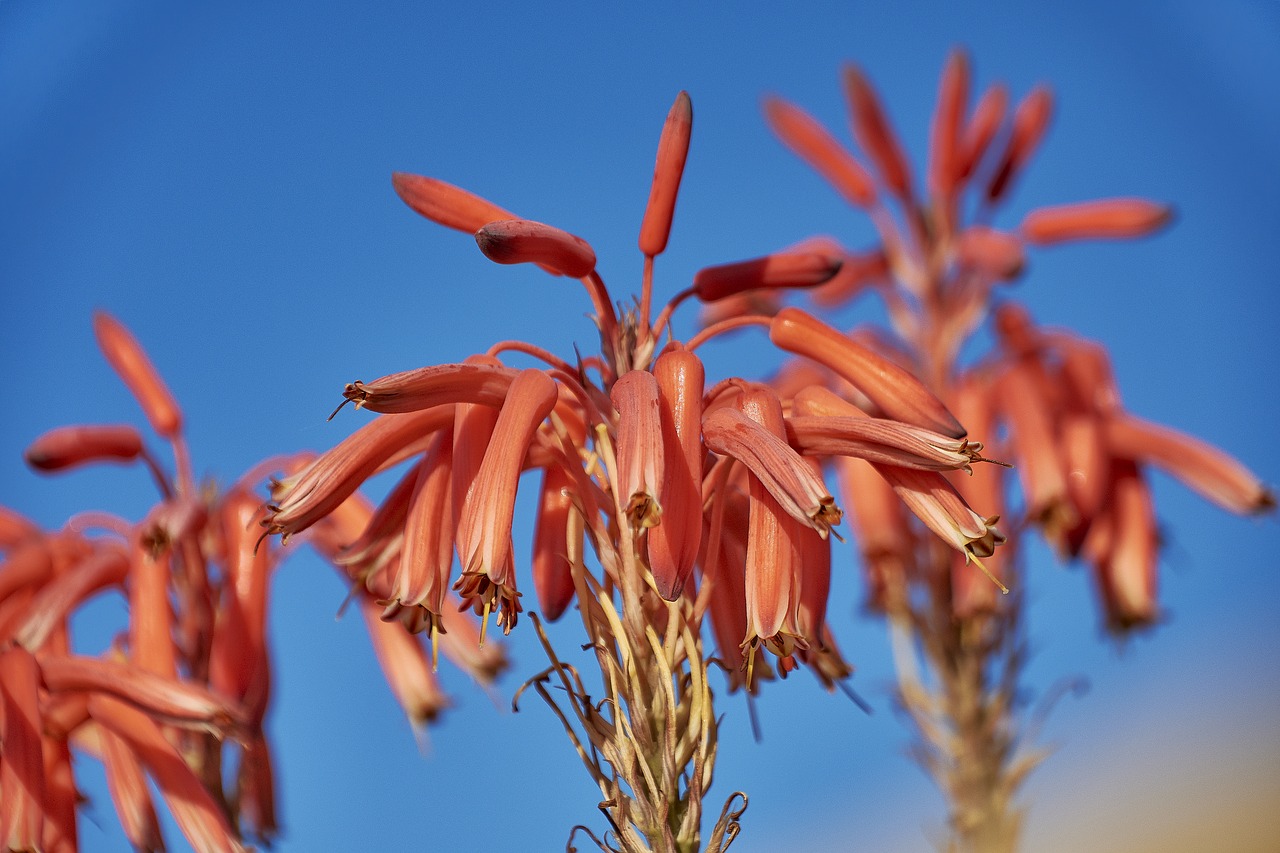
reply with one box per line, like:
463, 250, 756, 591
2, 3, 1278, 851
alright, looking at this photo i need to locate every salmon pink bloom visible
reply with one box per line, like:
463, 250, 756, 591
475, 219, 598, 278
843, 63, 914, 200
763, 95, 877, 208
610, 369, 666, 533
24, 424, 145, 471
531, 463, 580, 621
693, 251, 844, 302
647, 346, 705, 600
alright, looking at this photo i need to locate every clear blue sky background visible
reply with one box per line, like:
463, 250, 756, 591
2, 3, 1277, 851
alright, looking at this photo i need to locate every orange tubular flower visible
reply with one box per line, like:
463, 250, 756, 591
532, 464, 579, 621
770, 307, 966, 438
359, 596, 450, 727
392, 430, 456, 632
639, 90, 693, 257
24, 424, 145, 471
956, 82, 1008, 183
694, 251, 844, 302
881, 465, 1006, 571
0, 645, 46, 852
997, 360, 1074, 537
647, 346, 705, 600
337, 361, 518, 416
267, 406, 453, 539
475, 219, 598, 278
129, 531, 178, 678
1089, 461, 1159, 632
454, 368, 559, 636
787, 413, 985, 471
93, 311, 183, 439
737, 388, 808, 673
702, 405, 841, 538
843, 63, 913, 201
949, 376, 1011, 617
611, 369, 666, 533
88, 695, 246, 853
1104, 412, 1275, 515
831, 454, 909, 611
1020, 198, 1173, 245
762, 95, 878, 208
99, 723, 165, 852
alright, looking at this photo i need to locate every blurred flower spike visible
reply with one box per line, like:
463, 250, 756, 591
760, 49, 1273, 851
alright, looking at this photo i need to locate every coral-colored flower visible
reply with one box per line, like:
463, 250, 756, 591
639, 91, 693, 257
475, 219, 598, 278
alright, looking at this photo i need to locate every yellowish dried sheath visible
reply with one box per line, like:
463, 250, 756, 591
93, 311, 183, 439
694, 251, 843, 302
771, 307, 966, 438
1021, 198, 1173, 245
475, 219, 597, 278
24, 424, 144, 471
639, 90, 693, 257
763, 95, 877, 208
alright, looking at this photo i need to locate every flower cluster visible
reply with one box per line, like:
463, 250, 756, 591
753, 50, 1273, 850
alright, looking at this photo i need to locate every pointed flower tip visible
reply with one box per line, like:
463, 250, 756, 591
475, 219, 597, 278
91, 311, 183, 439
1021, 198, 1174, 245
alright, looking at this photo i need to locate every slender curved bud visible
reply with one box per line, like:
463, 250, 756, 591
532, 464, 578, 621
771, 307, 966, 438
88, 695, 247, 853
475, 219, 597, 278
455, 369, 558, 636
703, 405, 840, 538
648, 347, 705, 600
93, 311, 183, 438
986, 85, 1054, 202
929, 48, 970, 200
1105, 413, 1275, 515
954, 226, 1025, 280
639, 90, 693, 256
338, 362, 518, 417
0, 646, 45, 851
24, 424, 145, 472
1020, 198, 1173, 245
763, 96, 877, 208
391, 172, 518, 233
957, 83, 1008, 182
842, 63, 913, 200
610, 370, 665, 533
694, 251, 843, 302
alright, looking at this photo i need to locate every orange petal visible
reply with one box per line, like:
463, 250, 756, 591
610, 370, 665, 533
639, 91, 693, 257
